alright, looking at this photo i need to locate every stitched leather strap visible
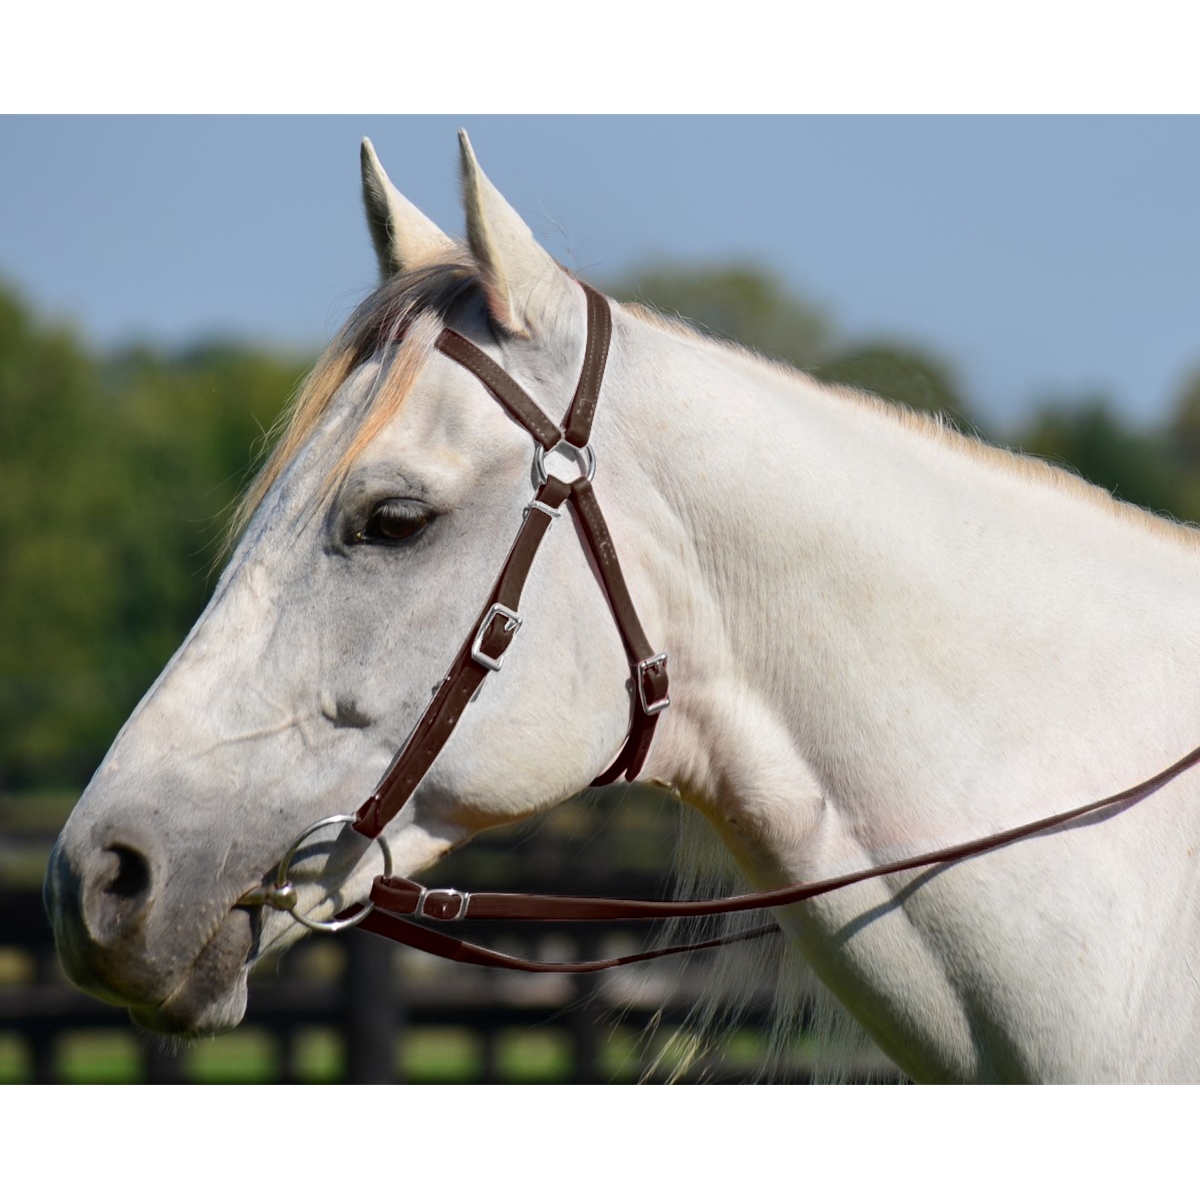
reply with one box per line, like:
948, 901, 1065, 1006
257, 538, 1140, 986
435, 329, 562, 450
353, 476, 571, 839
562, 284, 611, 448
351, 906, 778, 973
568, 475, 669, 783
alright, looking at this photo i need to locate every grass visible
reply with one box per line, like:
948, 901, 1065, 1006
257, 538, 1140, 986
58, 1030, 146, 1084
0, 1016, 879, 1084
494, 1029, 573, 1083
0, 1021, 765, 1084
402, 1028, 483, 1082
0, 1035, 31, 1083
187, 1028, 279, 1083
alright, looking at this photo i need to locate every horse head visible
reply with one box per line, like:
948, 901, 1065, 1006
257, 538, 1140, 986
44, 133, 665, 1034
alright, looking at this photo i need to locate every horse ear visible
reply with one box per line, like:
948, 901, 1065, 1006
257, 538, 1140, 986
360, 138, 455, 279
458, 129, 575, 339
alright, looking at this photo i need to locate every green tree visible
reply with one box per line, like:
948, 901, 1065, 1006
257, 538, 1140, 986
1166, 366, 1200, 462
1017, 395, 1186, 521
607, 260, 830, 368
812, 340, 978, 431
609, 261, 976, 430
0, 283, 306, 790
1160, 365, 1200, 521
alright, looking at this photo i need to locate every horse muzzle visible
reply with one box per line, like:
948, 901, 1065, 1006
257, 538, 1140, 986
44, 825, 256, 1035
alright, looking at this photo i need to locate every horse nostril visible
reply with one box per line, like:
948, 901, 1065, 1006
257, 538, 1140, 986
104, 844, 151, 901
82, 841, 157, 944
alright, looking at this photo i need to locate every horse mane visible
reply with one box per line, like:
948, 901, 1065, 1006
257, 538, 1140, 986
623, 301, 1200, 555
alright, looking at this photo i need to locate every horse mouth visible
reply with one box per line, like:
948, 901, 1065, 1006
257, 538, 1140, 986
127, 907, 256, 1037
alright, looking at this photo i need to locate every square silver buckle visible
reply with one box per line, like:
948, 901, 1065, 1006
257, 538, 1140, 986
471, 603, 522, 671
636, 652, 671, 715
418, 887, 470, 921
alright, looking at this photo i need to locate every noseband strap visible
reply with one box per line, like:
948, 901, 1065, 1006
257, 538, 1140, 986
352, 284, 669, 841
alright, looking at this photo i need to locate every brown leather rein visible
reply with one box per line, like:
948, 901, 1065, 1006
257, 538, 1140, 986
243, 283, 1200, 974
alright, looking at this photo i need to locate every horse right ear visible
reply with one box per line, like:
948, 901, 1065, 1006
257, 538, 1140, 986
458, 129, 576, 339
360, 138, 455, 279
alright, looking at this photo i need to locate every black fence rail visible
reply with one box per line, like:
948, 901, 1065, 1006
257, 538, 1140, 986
1, 794, 901, 1084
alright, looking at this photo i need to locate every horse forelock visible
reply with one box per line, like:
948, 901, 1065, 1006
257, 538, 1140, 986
224, 258, 482, 555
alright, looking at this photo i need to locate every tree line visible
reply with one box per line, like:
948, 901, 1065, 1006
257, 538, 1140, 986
2, 266, 1199, 793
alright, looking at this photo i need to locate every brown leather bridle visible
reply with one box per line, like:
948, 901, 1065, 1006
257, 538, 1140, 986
243, 282, 1200, 973
353, 283, 669, 842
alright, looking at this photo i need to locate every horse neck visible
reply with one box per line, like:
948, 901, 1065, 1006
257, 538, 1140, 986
605, 314, 1200, 870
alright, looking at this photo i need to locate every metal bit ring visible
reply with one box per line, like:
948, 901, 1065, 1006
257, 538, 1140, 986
269, 814, 393, 933
533, 440, 596, 487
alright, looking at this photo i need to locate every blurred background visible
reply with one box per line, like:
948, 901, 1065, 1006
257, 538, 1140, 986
2, 115, 1199, 1083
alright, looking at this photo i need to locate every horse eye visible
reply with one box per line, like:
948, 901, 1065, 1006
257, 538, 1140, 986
356, 501, 429, 544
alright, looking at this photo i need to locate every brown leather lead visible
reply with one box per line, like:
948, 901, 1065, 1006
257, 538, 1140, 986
351, 905, 778, 974
339, 736, 1200, 972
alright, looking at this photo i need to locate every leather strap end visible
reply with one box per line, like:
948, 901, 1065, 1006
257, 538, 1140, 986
622, 714, 659, 781
591, 754, 628, 788
370, 875, 424, 915
352, 798, 386, 840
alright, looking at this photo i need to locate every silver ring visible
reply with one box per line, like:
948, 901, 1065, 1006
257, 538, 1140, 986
272, 814, 394, 933
533, 440, 596, 487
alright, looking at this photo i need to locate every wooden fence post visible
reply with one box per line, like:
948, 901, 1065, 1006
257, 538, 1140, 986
344, 928, 402, 1083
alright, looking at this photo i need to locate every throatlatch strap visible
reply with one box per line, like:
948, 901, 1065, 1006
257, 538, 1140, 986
562, 284, 611, 449
568, 475, 668, 784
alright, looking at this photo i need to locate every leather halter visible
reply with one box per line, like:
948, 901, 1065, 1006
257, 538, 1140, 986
351, 283, 669, 842
248, 281, 1200, 974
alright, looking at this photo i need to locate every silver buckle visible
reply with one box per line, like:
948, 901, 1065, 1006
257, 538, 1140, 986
637, 652, 671, 715
417, 887, 470, 921
471, 603, 522, 671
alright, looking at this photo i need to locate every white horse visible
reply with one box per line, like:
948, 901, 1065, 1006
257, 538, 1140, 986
45, 132, 1200, 1083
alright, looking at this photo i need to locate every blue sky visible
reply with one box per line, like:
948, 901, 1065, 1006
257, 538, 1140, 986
3, 115, 1198, 431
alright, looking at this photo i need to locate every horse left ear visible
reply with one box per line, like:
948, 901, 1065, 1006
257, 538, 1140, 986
458, 129, 576, 339
361, 138, 455, 278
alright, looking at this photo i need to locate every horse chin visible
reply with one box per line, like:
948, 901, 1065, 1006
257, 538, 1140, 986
128, 909, 254, 1037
